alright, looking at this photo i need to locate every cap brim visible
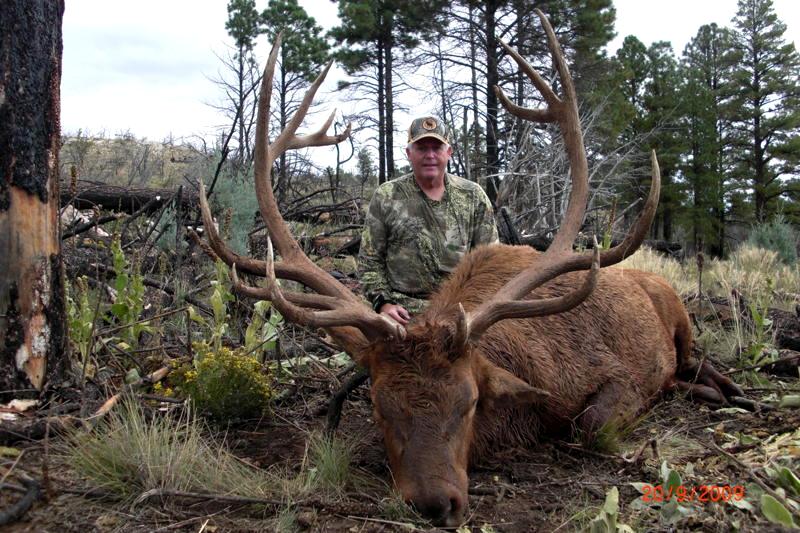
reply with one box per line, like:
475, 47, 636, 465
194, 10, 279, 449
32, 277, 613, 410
409, 133, 450, 145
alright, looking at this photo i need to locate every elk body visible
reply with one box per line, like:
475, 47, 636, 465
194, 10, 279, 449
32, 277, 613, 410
197, 12, 741, 528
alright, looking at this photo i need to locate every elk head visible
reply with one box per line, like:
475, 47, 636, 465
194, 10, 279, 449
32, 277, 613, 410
198, 13, 660, 527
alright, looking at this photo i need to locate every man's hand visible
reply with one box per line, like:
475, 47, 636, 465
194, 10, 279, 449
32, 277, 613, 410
379, 303, 411, 325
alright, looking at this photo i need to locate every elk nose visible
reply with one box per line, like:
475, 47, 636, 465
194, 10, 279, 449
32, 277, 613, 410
408, 488, 466, 527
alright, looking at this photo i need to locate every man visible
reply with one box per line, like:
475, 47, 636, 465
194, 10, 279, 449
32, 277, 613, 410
359, 116, 499, 325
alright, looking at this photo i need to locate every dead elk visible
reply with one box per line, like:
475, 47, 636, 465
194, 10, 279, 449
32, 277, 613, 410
197, 15, 742, 528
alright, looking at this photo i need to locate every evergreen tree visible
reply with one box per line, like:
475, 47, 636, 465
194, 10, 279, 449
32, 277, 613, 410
679, 24, 737, 255
330, 0, 448, 184
224, 0, 262, 166
727, 0, 800, 222
641, 41, 684, 241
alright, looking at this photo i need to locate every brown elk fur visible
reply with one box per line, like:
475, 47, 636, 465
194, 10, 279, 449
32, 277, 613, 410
351, 243, 699, 524
373, 243, 691, 448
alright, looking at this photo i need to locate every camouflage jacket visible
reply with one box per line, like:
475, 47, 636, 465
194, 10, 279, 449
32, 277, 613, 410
359, 173, 499, 313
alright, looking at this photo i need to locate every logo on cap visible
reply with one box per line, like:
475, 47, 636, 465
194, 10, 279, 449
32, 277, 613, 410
422, 118, 438, 131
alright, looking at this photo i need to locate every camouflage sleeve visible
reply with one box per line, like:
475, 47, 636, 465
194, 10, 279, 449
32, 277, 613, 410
358, 189, 394, 307
471, 187, 500, 246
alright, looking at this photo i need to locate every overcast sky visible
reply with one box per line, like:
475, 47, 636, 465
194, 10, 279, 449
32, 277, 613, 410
62, 0, 799, 150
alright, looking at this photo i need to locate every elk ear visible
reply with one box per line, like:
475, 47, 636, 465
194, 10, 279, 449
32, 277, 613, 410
479, 361, 550, 407
446, 303, 470, 361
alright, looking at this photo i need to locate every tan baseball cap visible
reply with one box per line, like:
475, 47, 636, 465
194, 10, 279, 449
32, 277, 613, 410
407, 116, 450, 145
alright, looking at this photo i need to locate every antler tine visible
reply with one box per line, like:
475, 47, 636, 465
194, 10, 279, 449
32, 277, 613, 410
250, 38, 355, 301
272, 60, 337, 154
256, 237, 407, 342
197, 178, 311, 281
497, 40, 559, 108
287, 110, 352, 150
495, 14, 588, 255
534, 9, 577, 105
463, 11, 660, 343
596, 151, 660, 266
229, 264, 339, 310
467, 242, 601, 342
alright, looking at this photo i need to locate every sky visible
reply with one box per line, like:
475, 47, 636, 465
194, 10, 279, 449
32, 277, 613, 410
61, 0, 800, 151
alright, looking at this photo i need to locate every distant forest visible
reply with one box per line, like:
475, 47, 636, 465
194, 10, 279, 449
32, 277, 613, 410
60, 0, 800, 257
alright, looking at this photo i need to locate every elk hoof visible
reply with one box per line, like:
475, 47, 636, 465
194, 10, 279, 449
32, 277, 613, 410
676, 360, 744, 406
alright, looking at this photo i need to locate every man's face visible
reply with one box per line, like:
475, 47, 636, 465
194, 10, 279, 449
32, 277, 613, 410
406, 138, 453, 183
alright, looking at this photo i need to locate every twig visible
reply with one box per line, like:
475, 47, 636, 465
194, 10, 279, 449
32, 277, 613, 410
62, 213, 122, 240
139, 393, 185, 404
88, 366, 170, 424
0, 449, 24, 487
343, 515, 418, 529
326, 368, 369, 435
0, 474, 41, 526
724, 353, 800, 375
96, 306, 188, 337
102, 340, 146, 375
705, 440, 799, 518
132, 488, 286, 509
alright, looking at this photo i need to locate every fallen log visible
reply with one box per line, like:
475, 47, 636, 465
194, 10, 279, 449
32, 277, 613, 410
61, 180, 197, 214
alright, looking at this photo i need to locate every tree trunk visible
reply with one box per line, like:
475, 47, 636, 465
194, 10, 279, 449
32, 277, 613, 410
0, 0, 67, 399
377, 41, 386, 184
484, 0, 499, 205
384, 34, 395, 181
468, 4, 480, 179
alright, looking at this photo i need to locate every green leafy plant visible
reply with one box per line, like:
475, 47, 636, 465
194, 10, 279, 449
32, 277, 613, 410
187, 260, 235, 352
760, 494, 797, 528
584, 486, 635, 532
741, 301, 778, 366
66, 276, 97, 375
109, 235, 152, 348
244, 300, 283, 363
630, 461, 693, 526
173, 343, 273, 420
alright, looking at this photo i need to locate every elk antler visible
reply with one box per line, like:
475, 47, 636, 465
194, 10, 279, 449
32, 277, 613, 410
198, 33, 405, 343
463, 10, 660, 342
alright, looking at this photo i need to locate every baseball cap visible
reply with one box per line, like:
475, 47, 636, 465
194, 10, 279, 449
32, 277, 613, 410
407, 116, 450, 145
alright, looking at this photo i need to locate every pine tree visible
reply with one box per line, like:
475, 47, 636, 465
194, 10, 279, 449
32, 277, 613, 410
224, 0, 262, 166
727, 0, 800, 222
679, 24, 737, 255
642, 42, 684, 242
330, 0, 448, 184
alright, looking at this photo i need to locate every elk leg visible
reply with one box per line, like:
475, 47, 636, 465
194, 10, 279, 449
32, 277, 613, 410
677, 359, 743, 403
574, 381, 630, 444
326, 367, 369, 435
674, 380, 725, 405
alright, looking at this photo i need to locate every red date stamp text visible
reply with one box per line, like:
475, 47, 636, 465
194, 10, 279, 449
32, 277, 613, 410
640, 484, 745, 503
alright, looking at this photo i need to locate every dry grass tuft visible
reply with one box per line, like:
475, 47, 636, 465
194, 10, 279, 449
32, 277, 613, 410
61, 400, 278, 502
618, 246, 695, 297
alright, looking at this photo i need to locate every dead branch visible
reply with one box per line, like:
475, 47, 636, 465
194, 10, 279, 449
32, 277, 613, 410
0, 474, 41, 527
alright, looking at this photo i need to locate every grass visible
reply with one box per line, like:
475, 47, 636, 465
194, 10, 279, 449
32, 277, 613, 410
273, 506, 300, 532
379, 490, 424, 524
303, 431, 358, 495
619, 246, 696, 298
61, 400, 278, 502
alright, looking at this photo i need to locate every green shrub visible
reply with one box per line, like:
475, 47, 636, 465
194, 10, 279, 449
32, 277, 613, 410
174, 343, 273, 420
747, 216, 798, 264
212, 171, 260, 254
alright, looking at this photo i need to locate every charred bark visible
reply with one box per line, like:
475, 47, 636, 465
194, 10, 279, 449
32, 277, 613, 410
0, 0, 67, 399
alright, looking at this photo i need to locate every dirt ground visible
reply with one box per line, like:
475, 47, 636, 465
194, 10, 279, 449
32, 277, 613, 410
3, 371, 799, 533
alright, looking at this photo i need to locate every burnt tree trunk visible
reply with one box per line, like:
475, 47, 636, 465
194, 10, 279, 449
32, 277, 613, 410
0, 0, 67, 399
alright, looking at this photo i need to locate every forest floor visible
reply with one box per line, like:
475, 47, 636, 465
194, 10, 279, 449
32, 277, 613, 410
3, 352, 799, 532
